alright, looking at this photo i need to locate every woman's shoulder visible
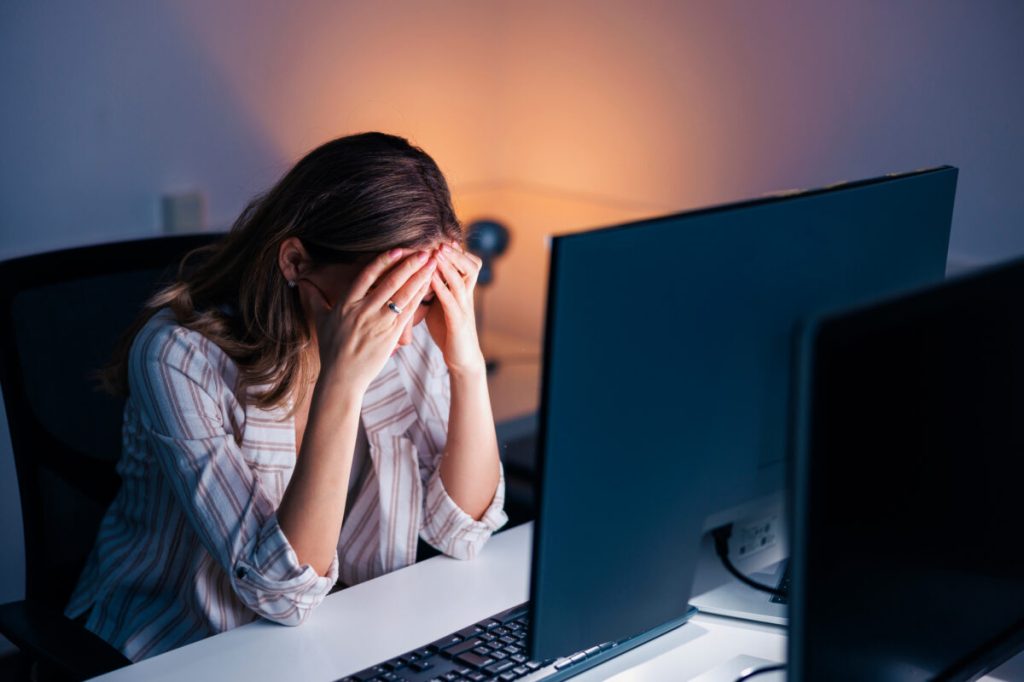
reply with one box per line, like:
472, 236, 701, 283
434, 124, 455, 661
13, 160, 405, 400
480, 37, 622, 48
129, 306, 239, 396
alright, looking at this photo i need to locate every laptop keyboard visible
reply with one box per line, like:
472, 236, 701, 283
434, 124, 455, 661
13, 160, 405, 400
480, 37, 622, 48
337, 601, 621, 682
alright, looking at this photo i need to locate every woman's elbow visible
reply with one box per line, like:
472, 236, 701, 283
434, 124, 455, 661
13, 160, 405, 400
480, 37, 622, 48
248, 598, 320, 627
266, 607, 314, 627
231, 577, 329, 627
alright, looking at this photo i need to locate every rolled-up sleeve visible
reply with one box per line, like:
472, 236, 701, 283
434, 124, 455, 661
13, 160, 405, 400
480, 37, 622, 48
131, 322, 336, 625
421, 460, 507, 560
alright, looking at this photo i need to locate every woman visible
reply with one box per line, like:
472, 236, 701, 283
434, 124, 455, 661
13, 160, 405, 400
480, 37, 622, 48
64, 132, 507, 662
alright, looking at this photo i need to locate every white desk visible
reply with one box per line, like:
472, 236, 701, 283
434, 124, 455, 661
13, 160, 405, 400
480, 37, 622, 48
88, 523, 785, 681
91, 522, 1023, 682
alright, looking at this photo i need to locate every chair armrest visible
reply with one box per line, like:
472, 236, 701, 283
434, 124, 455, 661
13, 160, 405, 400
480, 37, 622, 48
0, 599, 130, 680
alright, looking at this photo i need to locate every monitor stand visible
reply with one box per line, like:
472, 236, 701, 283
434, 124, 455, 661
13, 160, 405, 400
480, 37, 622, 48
690, 558, 789, 627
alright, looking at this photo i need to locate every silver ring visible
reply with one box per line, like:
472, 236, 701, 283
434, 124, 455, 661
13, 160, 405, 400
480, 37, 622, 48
387, 300, 402, 315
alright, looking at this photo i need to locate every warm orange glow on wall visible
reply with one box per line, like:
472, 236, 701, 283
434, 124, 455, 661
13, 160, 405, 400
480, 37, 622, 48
173, 2, 500, 190
165, 1, 1017, 344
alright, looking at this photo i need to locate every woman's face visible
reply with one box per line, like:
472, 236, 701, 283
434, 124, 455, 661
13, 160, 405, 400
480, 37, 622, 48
291, 241, 440, 355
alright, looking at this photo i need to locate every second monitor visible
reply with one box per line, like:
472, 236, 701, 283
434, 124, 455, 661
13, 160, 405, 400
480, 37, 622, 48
790, 256, 1024, 681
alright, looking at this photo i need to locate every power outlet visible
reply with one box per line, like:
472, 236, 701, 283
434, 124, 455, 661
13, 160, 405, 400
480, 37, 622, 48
734, 515, 778, 559
161, 191, 206, 234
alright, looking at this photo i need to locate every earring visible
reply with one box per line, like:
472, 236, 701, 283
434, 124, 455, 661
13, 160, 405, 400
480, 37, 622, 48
288, 280, 296, 288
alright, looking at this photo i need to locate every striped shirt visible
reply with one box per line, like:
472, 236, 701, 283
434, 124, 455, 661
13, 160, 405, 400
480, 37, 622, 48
64, 307, 507, 662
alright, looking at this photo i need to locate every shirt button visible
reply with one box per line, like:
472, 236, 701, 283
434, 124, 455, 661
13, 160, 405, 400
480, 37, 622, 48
235, 566, 247, 579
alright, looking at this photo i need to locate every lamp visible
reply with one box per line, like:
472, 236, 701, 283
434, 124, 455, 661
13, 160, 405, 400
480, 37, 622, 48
465, 219, 510, 373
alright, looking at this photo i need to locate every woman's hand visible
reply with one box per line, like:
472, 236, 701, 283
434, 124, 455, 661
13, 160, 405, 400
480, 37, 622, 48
298, 248, 437, 396
426, 241, 487, 377
283, 248, 434, 579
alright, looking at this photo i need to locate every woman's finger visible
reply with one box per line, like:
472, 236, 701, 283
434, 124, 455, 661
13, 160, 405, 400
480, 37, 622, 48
435, 251, 469, 303
346, 247, 408, 304
444, 243, 482, 280
392, 278, 432, 332
388, 256, 437, 311
363, 251, 432, 310
430, 271, 459, 312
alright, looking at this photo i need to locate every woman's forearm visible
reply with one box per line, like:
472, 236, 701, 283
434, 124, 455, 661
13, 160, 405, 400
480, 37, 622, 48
277, 376, 363, 576
439, 366, 501, 520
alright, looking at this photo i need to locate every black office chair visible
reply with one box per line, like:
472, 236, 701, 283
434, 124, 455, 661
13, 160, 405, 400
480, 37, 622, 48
0, 233, 224, 681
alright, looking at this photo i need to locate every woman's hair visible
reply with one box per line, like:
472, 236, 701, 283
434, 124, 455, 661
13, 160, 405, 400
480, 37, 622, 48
97, 132, 462, 415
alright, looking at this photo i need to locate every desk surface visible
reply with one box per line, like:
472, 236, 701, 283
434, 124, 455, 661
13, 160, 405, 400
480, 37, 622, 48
91, 522, 1023, 682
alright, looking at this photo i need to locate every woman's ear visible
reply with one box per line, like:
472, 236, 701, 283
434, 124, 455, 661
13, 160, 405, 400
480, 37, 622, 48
278, 237, 313, 284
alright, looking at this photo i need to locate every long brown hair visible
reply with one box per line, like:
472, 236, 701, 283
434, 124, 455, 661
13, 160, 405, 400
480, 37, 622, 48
99, 132, 462, 415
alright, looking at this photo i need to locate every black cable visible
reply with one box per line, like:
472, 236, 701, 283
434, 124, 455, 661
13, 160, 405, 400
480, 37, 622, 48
735, 663, 787, 681
711, 524, 787, 598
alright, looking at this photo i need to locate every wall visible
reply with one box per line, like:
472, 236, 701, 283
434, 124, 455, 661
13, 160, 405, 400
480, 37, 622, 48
473, 0, 1024, 339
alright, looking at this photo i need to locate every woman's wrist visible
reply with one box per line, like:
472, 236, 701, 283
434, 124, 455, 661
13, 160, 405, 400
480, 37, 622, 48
314, 365, 367, 407
448, 355, 488, 384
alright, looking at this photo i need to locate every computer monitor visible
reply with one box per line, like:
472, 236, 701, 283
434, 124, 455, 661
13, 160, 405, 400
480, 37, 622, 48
528, 167, 958, 661
790, 257, 1024, 681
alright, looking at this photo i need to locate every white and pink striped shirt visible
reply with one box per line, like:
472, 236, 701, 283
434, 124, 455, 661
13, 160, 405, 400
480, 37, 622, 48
64, 307, 507, 661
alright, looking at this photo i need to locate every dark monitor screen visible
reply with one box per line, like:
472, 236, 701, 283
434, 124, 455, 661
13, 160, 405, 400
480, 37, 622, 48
791, 258, 1024, 681
528, 167, 957, 661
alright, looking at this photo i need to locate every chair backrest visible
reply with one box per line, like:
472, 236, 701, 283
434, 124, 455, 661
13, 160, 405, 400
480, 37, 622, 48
0, 234, 224, 609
